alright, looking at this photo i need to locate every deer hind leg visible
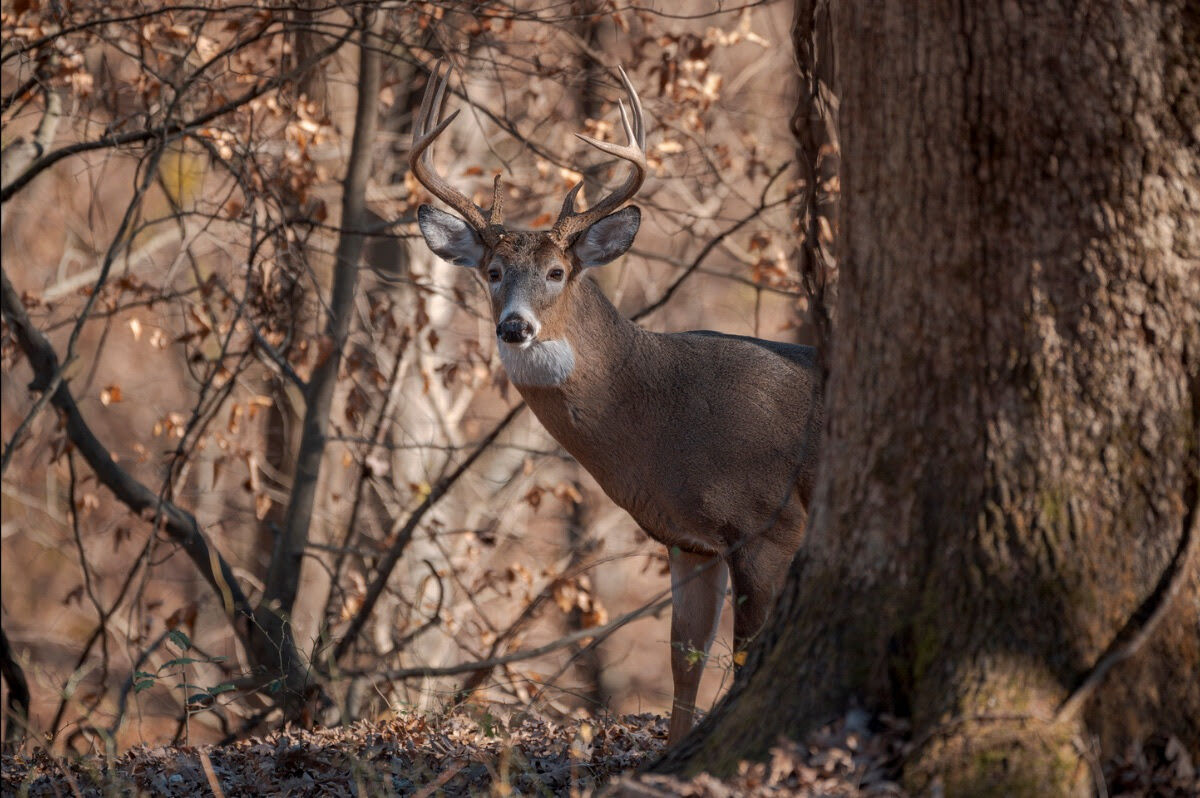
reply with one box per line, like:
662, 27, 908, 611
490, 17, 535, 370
728, 539, 794, 654
667, 548, 728, 745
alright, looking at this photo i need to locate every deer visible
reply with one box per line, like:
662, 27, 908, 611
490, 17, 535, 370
409, 62, 824, 745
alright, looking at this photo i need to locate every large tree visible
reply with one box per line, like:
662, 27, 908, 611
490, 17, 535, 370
660, 1, 1199, 794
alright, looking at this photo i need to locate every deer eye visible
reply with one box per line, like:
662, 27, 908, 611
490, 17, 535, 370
487, 268, 502, 283
547, 268, 565, 282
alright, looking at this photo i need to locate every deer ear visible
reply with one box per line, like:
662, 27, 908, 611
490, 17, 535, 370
418, 205, 486, 268
572, 206, 641, 268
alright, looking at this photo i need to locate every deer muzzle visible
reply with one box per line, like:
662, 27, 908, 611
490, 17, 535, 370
497, 315, 536, 345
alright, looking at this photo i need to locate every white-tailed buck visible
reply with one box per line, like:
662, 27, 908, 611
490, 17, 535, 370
411, 63, 823, 745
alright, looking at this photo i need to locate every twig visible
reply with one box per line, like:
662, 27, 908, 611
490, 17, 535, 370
333, 402, 526, 664
6, 119, 170, 482
107, 630, 171, 739
361, 591, 672, 682
456, 550, 611, 700
53, 755, 86, 798
0, 270, 312, 701
631, 164, 794, 323
413, 760, 465, 798
0, 72, 40, 115
199, 750, 227, 798
0, 355, 70, 476
66, 453, 106, 623
385, 560, 445, 656
0, 29, 352, 205
48, 535, 154, 740
322, 297, 411, 631
0, 82, 61, 195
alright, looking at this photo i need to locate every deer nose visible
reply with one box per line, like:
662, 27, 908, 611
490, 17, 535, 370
497, 316, 534, 344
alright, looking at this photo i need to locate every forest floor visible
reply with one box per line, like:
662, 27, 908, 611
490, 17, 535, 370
2, 707, 1194, 796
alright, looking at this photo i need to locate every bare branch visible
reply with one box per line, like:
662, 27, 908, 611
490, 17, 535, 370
332, 402, 527, 664
106, 630, 171, 741
1055, 492, 1200, 722
632, 164, 794, 322
6, 120, 164, 473
0, 30, 351, 205
0, 269, 309, 709
360, 592, 672, 683
0, 83, 61, 197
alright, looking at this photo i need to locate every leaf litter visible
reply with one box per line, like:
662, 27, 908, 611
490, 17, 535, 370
3, 709, 1194, 796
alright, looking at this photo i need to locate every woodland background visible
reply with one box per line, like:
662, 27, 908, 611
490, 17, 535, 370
0, 0, 813, 755
4, 2, 1197, 796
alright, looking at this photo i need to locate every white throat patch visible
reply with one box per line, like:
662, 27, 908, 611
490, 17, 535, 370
499, 339, 576, 387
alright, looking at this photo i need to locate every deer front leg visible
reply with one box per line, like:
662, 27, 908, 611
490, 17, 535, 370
667, 548, 728, 745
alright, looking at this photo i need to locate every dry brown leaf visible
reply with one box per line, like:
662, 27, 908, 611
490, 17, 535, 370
99, 384, 122, 405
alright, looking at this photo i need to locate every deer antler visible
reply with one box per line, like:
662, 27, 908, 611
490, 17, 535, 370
409, 60, 504, 241
551, 66, 647, 245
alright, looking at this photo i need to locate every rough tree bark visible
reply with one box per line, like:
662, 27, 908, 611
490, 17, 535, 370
659, 1, 1199, 794
790, 0, 838, 379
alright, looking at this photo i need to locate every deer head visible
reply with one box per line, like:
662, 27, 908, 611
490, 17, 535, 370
411, 62, 646, 380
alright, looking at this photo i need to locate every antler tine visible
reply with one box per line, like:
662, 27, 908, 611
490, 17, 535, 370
489, 174, 504, 227
551, 66, 648, 244
557, 182, 585, 222
415, 62, 446, 148
619, 65, 646, 147
619, 65, 648, 146
409, 60, 495, 235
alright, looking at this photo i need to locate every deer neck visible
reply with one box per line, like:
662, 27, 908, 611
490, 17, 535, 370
504, 277, 648, 456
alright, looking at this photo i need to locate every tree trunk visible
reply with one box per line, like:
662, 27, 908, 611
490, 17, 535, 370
659, 1, 1200, 794
254, 7, 384, 716
565, 0, 614, 713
